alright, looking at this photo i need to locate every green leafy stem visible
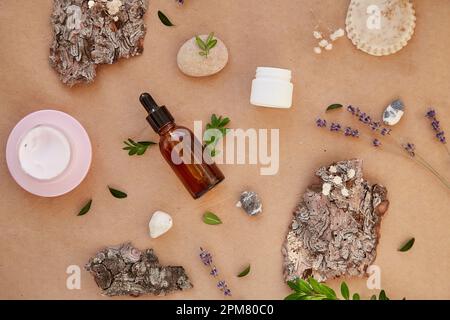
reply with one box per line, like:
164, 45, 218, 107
195, 32, 217, 57
285, 277, 390, 301
204, 114, 230, 157
123, 139, 156, 156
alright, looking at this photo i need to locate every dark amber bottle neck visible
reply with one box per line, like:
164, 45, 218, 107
157, 122, 176, 135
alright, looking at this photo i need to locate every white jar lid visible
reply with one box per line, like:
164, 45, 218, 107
250, 67, 293, 108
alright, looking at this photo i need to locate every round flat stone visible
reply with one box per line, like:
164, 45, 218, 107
177, 35, 229, 77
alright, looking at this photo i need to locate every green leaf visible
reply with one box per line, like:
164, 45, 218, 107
202, 211, 222, 225
352, 293, 360, 300
297, 279, 313, 294
158, 10, 174, 27
195, 36, 207, 50
207, 39, 217, 50
284, 292, 305, 300
326, 103, 343, 111
370, 294, 377, 300
219, 117, 230, 127
211, 114, 219, 126
305, 295, 328, 300
108, 186, 127, 199
399, 237, 415, 252
237, 265, 251, 277
78, 199, 92, 216
379, 290, 389, 300
206, 32, 214, 44
307, 277, 322, 294
287, 280, 299, 291
319, 283, 337, 300
341, 282, 350, 300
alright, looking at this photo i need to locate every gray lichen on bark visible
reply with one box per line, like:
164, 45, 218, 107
85, 242, 192, 297
49, 0, 148, 86
282, 159, 389, 282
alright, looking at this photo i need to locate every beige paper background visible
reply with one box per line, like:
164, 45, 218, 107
0, 0, 449, 300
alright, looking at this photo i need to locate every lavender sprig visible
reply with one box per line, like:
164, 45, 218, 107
316, 105, 450, 190
425, 108, 447, 145
316, 118, 359, 138
199, 247, 232, 297
347, 105, 391, 136
402, 142, 450, 189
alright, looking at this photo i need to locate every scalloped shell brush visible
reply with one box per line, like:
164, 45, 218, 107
346, 0, 416, 56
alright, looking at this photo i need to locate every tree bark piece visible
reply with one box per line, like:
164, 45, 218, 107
85, 242, 192, 297
282, 159, 388, 282
49, 0, 148, 86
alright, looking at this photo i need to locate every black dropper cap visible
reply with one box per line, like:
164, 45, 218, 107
139, 92, 174, 133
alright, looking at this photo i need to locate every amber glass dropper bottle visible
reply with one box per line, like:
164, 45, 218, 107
139, 92, 225, 199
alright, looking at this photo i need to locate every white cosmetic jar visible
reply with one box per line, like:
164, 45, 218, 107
250, 67, 293, 108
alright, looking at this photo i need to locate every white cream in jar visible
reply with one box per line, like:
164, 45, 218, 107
18, 125, 71, 180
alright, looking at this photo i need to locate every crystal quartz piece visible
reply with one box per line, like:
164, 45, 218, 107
49, 0, 149, 86
85, 242, 192, 297
149, 211, 173, 238
236, 191, 262, 216
383, 99, 405, 126
282, 159, 389, 282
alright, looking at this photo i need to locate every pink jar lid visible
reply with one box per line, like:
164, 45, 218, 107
6, 110, 92, 197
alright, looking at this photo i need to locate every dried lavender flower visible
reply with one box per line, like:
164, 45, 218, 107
371, 121, 382, 131
381, 128, 392, 136
436, 132, 446, 144
210, 266, 219, 277
425, 109, 436, 118
425, 108, 447, 144
344, 127, 353, 136
316, 118, 327, 128
403, 143, 416, 157
330, 122, 341, 132
199, 247, 213, 266
372, 139, 381, 147
217, 280, 232, 296
351, 129, 360, 137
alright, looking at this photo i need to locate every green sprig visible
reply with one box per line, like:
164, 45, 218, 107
285, 277, 391, 300
123, 139, 156, 156
204, 114, 230, 157
195, 32, 218, 57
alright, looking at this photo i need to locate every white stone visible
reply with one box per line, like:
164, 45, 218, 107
177, 34, 229, 77
325, 43, 333, 50
329, 166, 337, 173
149, 211, 173, 239
318, 39, 329, 48
313, 31, 323, 39
313, 47, 322, 54
383, 99, 405, 126
322, 183, 332, 196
